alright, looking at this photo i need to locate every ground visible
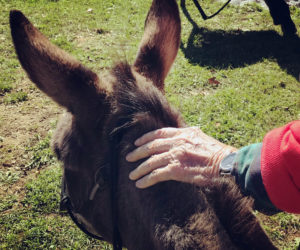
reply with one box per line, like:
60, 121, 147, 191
0, 0, 299, 249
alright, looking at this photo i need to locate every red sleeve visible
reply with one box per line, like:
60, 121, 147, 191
261, 121, 300, 214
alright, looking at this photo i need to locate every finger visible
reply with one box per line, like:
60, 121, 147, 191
134, 127, 181, 146
167, 164, 212, 184
129, 152, 171, 180
135, 167, 173, 189
135, 164, 213, 188
126, 138, 174, 162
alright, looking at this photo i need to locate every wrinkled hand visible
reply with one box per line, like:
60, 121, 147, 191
126, 127, 237, 189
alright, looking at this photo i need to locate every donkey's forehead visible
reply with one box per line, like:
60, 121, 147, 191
105, 62, 153, 93
111, 63, 138, 86
98, 71, 115, 94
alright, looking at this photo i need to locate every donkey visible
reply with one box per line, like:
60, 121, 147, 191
10, 0, 278, 249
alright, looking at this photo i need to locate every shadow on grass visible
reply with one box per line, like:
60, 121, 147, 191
180, 0, 300, 80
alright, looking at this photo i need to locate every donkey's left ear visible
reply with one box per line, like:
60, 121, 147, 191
134, 0, 181, 91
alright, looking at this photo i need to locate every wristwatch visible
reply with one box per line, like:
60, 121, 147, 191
219, 152, 237, 175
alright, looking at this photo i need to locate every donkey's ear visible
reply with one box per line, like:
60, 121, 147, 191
134, 0, 181, 91
10, 10, 107, 113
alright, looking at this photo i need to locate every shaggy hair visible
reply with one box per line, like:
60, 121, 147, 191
10, 0, 277, 248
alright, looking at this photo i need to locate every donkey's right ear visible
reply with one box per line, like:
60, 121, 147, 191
10, 10, 107, 113
134, 0, 181, 92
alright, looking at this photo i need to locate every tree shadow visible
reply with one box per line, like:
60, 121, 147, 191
180, 0, 300, 80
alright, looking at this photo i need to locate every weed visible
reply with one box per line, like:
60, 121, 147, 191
25, 133, 56, 171
4, 91, 28, 104
261, 212, 300, 249
23, 166, 61, 213
0, 170, 20, 185
0, 194, 17, 213
0, 82, 13, 94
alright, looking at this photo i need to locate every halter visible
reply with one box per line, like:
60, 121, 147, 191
60, 137, 123, 250
60, 177, 106, 241
191, 0, 232, 20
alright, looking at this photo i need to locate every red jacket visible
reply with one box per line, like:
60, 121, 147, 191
261, 121, 300, 214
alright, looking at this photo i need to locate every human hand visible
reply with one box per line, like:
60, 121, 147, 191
126, 127, 237, 188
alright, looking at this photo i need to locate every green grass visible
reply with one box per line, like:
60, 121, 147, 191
0, 194, 17, 213
0, 82, 13, 94
0, 170, 20, 185
262, 212, 300, 250
0, 0, 299, 249
0, 166, 111, 250
25, 133, 56, 171
23, 166, 61, 213
3, 91, 28, 104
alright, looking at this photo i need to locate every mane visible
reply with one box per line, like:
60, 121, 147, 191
103, 63, 275, 249
108, 62, 183, 137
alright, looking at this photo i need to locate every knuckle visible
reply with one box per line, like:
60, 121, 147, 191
168, 161, 180, 171
145, 142, 154, 152
167, 162, 182, 179
190, 127, 198, 137
147, 156, 157, 169
151, 153, 161, 163
190, 126, 199, 133
151, 168, 166, 182
154, 128, 165, 137
147, 142, 157, 153
184, 126, 200, 139
178, 135, 194, 146
173, 138, 184, 147
150, 169, 159, 180
175, 146, 188, 158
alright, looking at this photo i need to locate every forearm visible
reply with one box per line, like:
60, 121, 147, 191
227, 144, 279, 214
225, 121, 300, 214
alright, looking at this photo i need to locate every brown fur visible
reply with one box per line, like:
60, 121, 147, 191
134, 0, 181, 91
10, 1, 277, 249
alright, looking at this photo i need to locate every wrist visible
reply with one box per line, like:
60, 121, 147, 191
219, 151, 237, 175
210, 146, 237, 175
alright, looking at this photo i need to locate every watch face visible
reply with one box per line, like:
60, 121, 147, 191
220, 152, 237, 173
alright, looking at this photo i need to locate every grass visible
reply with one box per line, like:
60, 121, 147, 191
0, 170, 20, 185
0, 168, 109, 250
0, 194, 17, 213
24, 133, 56, 171
0, 83, 12, 94
0, 166, 111, 249
3, 91, 28, 104
0, 0, 299, 249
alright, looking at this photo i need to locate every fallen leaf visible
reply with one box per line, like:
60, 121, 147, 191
208, 77, 221, 85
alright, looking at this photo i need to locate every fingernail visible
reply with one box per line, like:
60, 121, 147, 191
134, 139, 140, 146
136, 180, 143, 189
126, 153, 133, 162
129, 171, 135, 180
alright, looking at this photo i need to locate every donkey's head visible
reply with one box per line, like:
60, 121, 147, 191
10, 0, 182, 245
10, 1, 277, 249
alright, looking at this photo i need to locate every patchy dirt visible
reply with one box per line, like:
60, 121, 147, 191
0, 74, 62, 198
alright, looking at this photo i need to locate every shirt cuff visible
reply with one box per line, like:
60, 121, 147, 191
230, 143, 279, 214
